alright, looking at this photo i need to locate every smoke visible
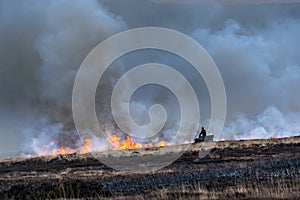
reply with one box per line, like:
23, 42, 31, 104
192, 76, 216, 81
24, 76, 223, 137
1, 0, 300, 156
0, 0, 126, 155
223, 106, 300, 140
105, 2, 300, 140
21, 117, 109, 156
191, 17, 300, 138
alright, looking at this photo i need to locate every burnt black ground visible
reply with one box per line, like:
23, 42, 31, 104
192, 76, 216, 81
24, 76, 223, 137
0, 137, 300, 199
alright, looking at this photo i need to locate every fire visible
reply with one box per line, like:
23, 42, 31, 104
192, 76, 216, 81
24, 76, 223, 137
109, 134, 122, 148
119, 136, 143, 149
38, 138, 92, 156
36, 135, 169, 157
80, 138, 91, 154
58, 147, 73, 155
40, 134, 287, 156
109, 135, 168, 150
157, 141, 166, 147
38, 141, 75, 157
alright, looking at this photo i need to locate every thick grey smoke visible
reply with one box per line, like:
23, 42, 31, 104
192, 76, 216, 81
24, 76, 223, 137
191, 18, 300, 139
1, 0, 300, 156
0, 0, 126, 155
105, 1, 300, 140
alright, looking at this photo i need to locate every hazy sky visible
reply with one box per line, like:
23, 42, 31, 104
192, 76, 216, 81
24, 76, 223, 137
0, 0, 300, 155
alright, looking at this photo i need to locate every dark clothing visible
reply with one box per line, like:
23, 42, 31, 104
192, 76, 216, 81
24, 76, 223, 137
194, 127, 207, 143
199, 128, 206, 138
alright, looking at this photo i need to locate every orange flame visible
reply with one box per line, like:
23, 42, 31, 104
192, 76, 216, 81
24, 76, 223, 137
37, 135, 169, 156
119, 136, 142, 149
58, 147, 73, 155
157, 141, 166, 147
38, 138, 92, 156
109, 135, 168, 150
80, 138, 91, 154
109, 135, 122, 149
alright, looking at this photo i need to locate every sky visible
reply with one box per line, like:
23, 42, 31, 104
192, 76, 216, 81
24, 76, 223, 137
0, 0, 300, 156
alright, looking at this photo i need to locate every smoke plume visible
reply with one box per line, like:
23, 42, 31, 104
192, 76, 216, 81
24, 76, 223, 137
0, 0, 126, 155
0, 0, 300, 156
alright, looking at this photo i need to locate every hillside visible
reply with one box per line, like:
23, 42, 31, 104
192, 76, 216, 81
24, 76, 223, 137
0, 136, 300, 199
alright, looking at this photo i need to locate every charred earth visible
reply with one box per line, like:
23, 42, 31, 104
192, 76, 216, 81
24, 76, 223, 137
0, 136, 300, 199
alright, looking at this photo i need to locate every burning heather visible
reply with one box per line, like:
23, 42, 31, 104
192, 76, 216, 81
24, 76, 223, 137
28, 133, 170, 157
109, 135, 168, 150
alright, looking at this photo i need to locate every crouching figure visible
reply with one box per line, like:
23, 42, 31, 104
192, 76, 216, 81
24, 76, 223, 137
194, 127, 206, 143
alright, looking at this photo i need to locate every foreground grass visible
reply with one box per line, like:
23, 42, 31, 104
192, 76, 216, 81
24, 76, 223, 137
3, 177, 298, 200
93, 178, 299, 199
151, 178, 300, 200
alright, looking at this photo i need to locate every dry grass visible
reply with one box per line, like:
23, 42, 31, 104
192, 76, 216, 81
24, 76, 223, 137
1, 136, 299, 199
71, 178, 297, 200
40, 178, 299, 200
150, 178, 300, 200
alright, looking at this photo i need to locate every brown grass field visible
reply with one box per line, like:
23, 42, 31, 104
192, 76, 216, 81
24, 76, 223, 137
0, 136, 300, 199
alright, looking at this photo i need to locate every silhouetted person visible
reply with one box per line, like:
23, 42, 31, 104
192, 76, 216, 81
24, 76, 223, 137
199, 127, 206, 139
195, 127, 207, 143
